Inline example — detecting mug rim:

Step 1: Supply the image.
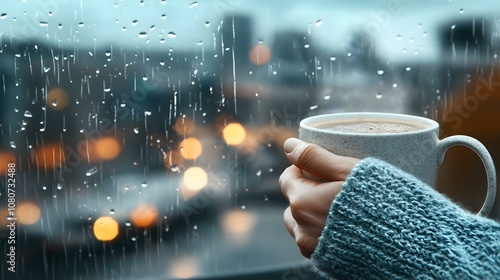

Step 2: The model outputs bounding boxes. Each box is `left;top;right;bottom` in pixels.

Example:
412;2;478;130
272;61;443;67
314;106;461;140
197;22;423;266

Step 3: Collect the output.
300;112;439;136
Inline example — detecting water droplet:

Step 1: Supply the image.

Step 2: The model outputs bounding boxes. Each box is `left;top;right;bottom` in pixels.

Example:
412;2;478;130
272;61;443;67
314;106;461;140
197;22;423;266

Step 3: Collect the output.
310;105;318;110
0;13;7;19
141;181;148;188
189;1;198;8
125;221;131;227
144;111;152;116
109;209;115;215
396;34;402;41
58;23;63;29
406;67;411;71
193;225;198;230
9;141;16;148
315;19;323;27
377;70;384;75
85;167;98;176
376;93;383;99
78;22;84;27
167;32;176;38
256;170;262;176
170;165;180;173
204;21;210;27
459;8;464;14
161;14;166;19
392;83;398;88
39;21;48;27
330;57;336;61
132;20;138;26
131;237;137;241
150;25;155;31
409;37;414;43
42;186;47;191
51;100;58;107
241;205;246;210
57;183;63;190
133;127;139;134
142;75;148;81
451;24;456;29
138;32;147;38
24;110;32;117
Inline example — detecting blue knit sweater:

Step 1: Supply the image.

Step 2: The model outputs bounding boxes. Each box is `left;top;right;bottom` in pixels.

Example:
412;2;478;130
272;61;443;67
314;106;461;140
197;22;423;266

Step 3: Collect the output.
312;158;500;279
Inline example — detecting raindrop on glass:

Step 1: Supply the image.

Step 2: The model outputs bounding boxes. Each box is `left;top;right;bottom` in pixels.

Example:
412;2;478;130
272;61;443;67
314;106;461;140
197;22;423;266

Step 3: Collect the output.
78;22;84;27
132;20;138;26
144;111;152;116
24;110;33;117
189;1;198;8
85;167;99;177
125;221;131;227
141;181;148;188
109;209;115;215
315;19;323;27
0;13;7;19
138;32;147;38
133;127;139;134
204;21;210;27
167;32;176;38
377;70;384;75
9;141;16;148
376;93;383;99
459;8;464;14
161;14;166;19
39;21;48;27
256;170;262;176
57;183;63;190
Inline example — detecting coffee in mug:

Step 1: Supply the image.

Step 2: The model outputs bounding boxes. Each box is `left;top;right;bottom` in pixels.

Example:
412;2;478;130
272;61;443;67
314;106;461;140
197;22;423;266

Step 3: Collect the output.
299;112;496;216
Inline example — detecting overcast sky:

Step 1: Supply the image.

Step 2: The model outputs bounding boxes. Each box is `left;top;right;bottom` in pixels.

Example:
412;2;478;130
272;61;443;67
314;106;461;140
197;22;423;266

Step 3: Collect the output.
1;0;499;62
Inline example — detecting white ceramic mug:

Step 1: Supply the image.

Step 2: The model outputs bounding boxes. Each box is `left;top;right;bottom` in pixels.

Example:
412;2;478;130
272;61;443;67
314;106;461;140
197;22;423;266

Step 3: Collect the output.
299;112;496;216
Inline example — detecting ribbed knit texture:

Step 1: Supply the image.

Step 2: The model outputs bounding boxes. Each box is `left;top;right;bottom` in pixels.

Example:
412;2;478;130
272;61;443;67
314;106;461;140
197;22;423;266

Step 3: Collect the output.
311;158;500;280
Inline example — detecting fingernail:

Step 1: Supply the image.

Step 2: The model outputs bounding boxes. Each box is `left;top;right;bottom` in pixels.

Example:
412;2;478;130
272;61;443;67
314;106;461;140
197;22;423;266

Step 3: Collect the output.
283;138;303;153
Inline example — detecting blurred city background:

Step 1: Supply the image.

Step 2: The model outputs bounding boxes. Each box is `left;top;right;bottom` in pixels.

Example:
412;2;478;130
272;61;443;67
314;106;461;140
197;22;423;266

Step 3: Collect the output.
0;0;500;279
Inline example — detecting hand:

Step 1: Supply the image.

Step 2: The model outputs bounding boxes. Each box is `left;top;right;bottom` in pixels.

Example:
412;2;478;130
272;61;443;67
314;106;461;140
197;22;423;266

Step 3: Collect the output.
279;138;359;258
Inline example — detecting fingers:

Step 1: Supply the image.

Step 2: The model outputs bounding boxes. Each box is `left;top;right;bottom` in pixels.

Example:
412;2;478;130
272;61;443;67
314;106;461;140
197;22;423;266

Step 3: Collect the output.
283;207;296;238
283;138;359;181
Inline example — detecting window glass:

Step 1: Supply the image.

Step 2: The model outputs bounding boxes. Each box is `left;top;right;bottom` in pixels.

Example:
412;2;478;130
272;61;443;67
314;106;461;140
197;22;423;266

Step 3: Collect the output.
0;1;499;279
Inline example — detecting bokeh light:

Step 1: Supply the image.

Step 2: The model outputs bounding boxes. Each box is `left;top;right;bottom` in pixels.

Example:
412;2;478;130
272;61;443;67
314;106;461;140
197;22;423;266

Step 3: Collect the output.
179;137;203;160
93;216;119;241
221;210;256;245
0;152;15;176
183;167;208;191
79;137;122;162
47;87;69;110
130;204;158;228
249;44;271;65
223;123;246;146
95;137;121;160
34;143;65;170
17;202;41;225
169;257;200;279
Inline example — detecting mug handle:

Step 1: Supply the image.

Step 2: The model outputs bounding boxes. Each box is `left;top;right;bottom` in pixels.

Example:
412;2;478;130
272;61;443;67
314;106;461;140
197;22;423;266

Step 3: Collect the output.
437;135;497;216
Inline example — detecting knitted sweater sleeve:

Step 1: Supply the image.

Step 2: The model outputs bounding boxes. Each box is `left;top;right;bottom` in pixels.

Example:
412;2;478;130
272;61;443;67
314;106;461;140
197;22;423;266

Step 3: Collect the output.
311;157;500;280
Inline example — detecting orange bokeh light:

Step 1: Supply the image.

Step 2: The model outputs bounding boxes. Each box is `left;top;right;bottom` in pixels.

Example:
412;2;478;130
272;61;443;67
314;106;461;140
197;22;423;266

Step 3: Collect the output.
17;202;41;225
223;123;246;146
0;152;15;176
249;44;271;65
79;137;121;162
93;216;119;241
47;87;69;110
130;204;158;228
95;138;121;160
34;143;65;170
179;138;202;160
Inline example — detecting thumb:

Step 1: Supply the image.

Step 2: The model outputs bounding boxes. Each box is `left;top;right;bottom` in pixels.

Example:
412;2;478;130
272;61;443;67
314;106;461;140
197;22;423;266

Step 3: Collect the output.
283;138;359;181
